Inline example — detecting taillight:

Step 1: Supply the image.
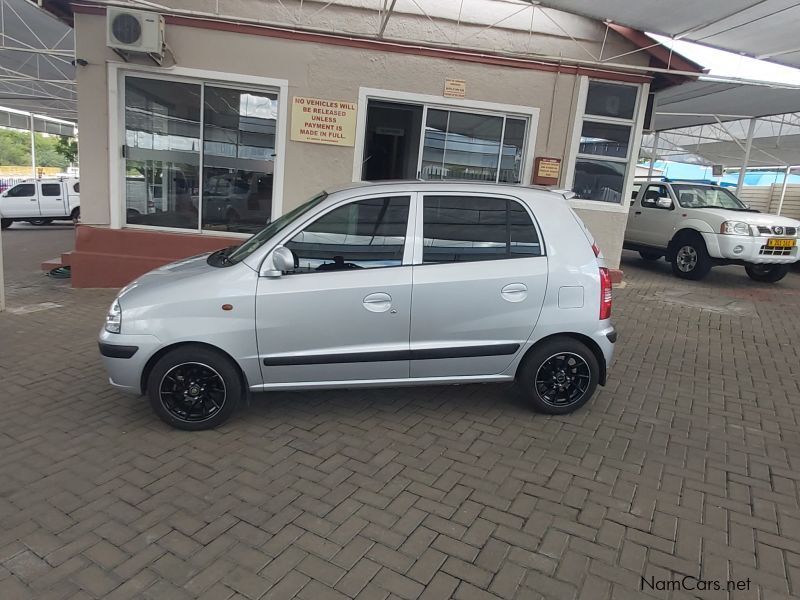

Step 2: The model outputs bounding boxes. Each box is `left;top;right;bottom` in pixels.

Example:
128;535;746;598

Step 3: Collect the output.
599;267;612;320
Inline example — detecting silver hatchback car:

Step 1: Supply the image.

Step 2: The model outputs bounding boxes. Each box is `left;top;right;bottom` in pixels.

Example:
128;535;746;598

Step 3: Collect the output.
99;181;616;430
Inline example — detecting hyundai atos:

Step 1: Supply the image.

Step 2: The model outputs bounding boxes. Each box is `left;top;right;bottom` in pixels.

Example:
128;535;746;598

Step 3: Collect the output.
99;182;616;430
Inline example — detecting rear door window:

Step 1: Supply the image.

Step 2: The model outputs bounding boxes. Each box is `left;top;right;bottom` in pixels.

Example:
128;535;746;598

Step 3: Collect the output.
421;195;542;264
41;183;61;196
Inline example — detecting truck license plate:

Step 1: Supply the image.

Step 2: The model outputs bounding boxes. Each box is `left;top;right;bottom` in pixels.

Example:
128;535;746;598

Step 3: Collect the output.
767;238;795;248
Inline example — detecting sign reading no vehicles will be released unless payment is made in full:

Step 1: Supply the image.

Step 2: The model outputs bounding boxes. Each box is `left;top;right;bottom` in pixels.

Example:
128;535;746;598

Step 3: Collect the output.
291;96;357;146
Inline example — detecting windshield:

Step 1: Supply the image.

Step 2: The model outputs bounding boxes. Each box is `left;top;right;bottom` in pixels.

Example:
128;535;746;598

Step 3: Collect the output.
672;184;747;210
226;192;328;264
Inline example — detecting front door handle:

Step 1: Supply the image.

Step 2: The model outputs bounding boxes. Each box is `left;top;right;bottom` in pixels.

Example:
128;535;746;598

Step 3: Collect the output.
363;292;392;313
634;210;642;215
501;283;528;303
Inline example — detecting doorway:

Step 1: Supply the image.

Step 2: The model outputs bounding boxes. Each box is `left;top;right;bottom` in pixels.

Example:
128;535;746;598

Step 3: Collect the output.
362;101;423;180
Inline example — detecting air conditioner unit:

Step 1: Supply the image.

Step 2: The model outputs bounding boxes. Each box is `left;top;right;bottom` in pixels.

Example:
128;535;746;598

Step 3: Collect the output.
107;7;164;56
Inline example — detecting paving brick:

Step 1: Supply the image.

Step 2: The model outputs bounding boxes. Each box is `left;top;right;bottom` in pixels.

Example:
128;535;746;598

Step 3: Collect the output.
2;237;799;600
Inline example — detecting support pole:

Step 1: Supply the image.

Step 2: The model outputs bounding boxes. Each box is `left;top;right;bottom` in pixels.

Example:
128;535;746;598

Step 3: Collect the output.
0;210;4;312
30;114;36;178
736;118;756;194
776;165;791;216
647;131;660;179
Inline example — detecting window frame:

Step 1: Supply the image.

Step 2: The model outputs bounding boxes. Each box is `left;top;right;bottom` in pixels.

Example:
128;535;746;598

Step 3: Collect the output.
353;88;539;186
413;191;545;266
564;77;649;213
109;63;289;237
273;191;418;275
6;183;35;197
40;183;62;197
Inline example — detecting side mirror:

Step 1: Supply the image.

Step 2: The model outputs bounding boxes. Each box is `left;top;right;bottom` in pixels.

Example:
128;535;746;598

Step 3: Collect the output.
262;245;294;277
656;197;673;210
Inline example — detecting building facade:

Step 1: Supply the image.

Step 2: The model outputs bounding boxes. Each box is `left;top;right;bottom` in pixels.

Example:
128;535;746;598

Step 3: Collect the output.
45;0;698;287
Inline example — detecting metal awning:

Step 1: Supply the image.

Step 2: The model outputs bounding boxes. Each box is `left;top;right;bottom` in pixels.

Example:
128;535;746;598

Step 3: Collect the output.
537;0;800;68
0;0;75;121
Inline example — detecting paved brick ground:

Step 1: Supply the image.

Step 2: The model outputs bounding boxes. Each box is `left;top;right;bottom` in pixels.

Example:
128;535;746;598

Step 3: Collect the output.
2;231;800;599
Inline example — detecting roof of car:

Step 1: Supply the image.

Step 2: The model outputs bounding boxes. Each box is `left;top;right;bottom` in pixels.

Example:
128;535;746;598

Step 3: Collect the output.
323;180;573;198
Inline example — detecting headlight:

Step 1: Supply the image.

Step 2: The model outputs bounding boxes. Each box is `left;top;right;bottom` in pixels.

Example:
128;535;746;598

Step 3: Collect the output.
720;221;752;236
105;299;121;334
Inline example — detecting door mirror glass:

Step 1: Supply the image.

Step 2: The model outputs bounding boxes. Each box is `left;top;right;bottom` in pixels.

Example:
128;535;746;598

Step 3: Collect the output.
656;197;673;209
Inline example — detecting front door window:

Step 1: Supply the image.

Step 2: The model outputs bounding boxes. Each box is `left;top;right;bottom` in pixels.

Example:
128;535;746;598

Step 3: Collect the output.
284;196;411;273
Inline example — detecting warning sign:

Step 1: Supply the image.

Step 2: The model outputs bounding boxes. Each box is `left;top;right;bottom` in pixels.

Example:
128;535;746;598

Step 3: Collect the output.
291;96;357;146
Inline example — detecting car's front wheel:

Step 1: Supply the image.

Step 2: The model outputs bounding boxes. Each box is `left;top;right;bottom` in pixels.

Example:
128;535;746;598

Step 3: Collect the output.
146;345;241;430
670;234;712;280
745;263;790;283
517;337;599;415
0;218;11;230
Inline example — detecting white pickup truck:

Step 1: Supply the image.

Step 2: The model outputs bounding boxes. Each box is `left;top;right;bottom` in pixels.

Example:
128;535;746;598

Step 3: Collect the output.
0;177;80;229
624;180;800;282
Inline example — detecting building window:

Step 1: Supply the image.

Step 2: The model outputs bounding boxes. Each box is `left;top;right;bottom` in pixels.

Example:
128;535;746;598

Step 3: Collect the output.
362;100;528;184
572;81;638;204
123;75;279;234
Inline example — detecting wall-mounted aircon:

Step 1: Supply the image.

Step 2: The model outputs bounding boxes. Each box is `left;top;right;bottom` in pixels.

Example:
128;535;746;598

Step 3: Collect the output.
107;7;164;56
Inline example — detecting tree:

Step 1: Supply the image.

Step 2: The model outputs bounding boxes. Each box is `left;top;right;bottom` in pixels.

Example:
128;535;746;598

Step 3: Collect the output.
0;127;73;168
55;135;78;165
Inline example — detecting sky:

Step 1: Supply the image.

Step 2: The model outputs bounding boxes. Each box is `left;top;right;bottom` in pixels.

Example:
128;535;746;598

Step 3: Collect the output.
648;33;800;86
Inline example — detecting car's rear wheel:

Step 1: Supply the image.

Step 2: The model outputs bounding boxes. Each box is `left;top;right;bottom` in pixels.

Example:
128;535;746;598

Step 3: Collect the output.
639;250;662;261
71;207;80;225
0;218;11;230
146;345;241;430
517;337;599;415
28;218;53;226
745;263;790;283
670;234;712;280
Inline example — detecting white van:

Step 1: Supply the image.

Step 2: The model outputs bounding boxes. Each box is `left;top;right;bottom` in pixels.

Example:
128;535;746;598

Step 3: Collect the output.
0;178;80;229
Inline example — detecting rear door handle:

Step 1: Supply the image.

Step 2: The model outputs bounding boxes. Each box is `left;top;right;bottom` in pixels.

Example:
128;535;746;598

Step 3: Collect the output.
634;211;642;215
363;292;392;313
501;283;528;303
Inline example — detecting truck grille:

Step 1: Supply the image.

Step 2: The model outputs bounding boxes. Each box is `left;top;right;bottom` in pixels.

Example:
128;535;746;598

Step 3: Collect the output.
757;225;797;236
759;245;793;256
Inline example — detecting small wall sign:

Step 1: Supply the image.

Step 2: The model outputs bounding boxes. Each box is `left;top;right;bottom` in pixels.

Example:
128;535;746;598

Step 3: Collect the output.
291;96;357;146
533;157;562;185
443;78;466;98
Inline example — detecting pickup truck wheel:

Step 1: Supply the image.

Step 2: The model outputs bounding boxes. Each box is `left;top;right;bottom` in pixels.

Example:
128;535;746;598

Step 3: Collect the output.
147;345;241;431
0;218;11;230
639;250;662;261
670;235;711;280
745;263;790;283
70;207;80;225
517;337;599;415
28;218;53;226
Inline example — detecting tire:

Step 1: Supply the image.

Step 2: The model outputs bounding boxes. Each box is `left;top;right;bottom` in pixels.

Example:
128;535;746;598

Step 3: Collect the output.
0;218;11;230
70;207;80;225
146;345;242;430
670;234;712;280
27;218;53;226
517;337;600;415
639;250;662;261
745;263;790;283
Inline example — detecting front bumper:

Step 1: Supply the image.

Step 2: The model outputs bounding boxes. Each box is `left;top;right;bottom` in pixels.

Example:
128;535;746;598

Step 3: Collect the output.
702;233;799;264
98;329;163;394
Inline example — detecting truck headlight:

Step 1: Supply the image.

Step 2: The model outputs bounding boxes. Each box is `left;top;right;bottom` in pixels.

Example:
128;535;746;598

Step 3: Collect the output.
720;221;752;236
105;299;122;334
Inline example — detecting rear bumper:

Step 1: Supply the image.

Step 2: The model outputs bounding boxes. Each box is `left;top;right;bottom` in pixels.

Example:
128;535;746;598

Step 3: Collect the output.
594;323;616;385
